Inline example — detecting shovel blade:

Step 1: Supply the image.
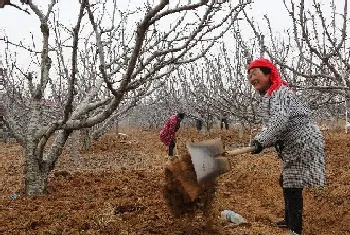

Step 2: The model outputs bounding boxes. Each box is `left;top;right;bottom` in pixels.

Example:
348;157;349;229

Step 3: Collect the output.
186;138;231;184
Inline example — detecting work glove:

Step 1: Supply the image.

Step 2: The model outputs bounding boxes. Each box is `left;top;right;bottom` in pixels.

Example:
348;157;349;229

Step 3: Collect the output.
250;140;262;154
275;140;284;153
275;140;284;158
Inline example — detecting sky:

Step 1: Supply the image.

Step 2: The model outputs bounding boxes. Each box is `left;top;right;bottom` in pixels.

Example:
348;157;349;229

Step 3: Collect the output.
0;0;343;76
0;0;291;51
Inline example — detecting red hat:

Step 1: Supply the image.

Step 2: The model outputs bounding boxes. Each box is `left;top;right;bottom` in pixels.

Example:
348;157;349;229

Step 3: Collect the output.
248;58;289;97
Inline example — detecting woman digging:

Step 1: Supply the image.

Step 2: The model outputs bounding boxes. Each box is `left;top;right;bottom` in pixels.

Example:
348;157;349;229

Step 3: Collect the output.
248;58;326;235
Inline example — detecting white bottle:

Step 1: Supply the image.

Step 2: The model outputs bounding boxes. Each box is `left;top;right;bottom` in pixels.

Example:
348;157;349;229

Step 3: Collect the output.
220;210;246;224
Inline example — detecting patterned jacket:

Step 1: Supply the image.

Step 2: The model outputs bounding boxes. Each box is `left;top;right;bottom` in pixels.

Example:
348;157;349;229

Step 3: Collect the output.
160;114;181;146
254;85;326;188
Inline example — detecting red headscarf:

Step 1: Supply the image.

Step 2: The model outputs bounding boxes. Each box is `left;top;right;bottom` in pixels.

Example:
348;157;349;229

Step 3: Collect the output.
248;58;289;97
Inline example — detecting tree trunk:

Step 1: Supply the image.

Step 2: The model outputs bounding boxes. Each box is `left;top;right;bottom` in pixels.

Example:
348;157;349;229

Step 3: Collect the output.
238;123;244;139
23;130;71;196
114;121;119;134
24;145;49;195
80;128;91;151
70;131;78;158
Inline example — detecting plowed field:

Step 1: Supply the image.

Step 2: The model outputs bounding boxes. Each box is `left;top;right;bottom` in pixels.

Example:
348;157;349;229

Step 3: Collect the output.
0;128;349;235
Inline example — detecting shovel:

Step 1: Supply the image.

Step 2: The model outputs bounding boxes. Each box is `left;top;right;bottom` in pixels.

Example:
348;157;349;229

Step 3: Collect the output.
186;138;255;184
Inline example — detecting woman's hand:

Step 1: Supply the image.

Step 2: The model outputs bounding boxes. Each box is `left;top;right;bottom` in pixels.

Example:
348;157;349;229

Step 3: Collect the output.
251;140;263;154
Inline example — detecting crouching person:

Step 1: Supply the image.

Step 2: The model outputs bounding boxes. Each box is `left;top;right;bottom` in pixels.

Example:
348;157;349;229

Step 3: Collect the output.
160;113;185;158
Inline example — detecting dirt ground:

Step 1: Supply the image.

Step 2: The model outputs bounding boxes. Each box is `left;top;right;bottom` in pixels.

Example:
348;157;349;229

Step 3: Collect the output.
0;127;349;235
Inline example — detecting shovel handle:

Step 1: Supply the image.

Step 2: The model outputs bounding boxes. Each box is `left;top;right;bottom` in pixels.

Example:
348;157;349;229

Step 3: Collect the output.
225;146;256;156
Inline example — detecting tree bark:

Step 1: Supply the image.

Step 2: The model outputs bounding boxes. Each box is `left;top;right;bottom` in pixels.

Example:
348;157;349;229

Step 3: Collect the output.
24;142;49;195
80;128;91;151
114;121;119;134
24;127;71;195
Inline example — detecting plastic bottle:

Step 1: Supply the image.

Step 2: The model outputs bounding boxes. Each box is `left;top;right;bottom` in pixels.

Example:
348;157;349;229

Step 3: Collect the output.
220;210;246;224
10;193;18;200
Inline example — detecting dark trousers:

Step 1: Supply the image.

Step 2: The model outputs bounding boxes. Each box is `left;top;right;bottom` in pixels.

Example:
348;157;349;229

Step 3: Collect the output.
283;187;303;234
168;140;175;156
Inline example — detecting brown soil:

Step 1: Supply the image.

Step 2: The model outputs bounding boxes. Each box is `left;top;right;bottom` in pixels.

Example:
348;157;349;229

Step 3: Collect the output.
0;128;349;235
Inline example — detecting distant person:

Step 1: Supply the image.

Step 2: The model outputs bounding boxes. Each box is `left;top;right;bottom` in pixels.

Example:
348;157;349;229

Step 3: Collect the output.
220;117;229;130
196;119;203;131
248;58;326;235
160;113;185;158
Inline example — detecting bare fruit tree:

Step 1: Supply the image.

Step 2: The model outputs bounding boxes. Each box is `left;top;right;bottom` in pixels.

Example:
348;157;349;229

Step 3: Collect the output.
0;0;252;195
0;0;30;14
127;34;262;132
171;39;261;131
